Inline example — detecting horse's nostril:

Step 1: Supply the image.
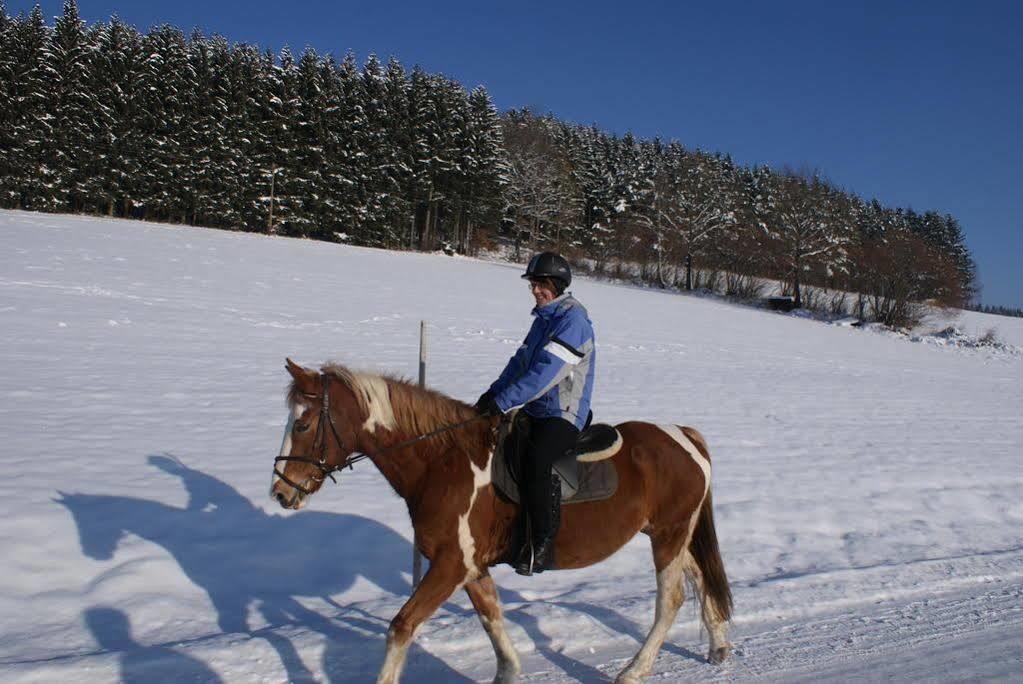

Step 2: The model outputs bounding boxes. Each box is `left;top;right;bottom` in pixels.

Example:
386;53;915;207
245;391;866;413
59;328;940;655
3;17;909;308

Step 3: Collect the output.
275;492;287;506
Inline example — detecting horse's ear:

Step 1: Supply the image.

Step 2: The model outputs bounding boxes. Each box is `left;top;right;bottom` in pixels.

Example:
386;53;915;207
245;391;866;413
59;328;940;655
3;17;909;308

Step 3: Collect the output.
285;358;318;394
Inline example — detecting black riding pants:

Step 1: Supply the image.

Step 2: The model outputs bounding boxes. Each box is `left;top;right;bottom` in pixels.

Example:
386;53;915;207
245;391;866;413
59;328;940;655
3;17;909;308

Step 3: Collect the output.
520;415;579;538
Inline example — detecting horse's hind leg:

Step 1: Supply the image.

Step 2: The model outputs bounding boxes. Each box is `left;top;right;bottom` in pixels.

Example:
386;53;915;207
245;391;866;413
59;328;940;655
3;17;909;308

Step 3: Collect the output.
465;574;521;683
615;529;688;684
682;549;732;663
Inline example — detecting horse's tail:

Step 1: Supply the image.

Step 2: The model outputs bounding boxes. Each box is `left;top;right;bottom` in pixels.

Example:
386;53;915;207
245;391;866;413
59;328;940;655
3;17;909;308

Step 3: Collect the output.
691;490;732;621
690;482;733;622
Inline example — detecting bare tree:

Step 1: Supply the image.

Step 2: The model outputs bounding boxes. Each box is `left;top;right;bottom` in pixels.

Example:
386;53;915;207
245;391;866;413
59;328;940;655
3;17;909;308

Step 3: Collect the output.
502;113;578;257
758;171;852;308
634;146;739;290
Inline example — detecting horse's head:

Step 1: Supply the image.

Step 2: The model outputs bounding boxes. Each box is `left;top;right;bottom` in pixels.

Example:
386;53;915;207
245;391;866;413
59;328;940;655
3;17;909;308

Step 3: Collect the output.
271;358;366;510
56;491;129;560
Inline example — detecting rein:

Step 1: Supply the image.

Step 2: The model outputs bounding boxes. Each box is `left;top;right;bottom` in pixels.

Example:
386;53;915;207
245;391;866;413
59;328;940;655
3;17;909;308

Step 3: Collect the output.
274;375;490;495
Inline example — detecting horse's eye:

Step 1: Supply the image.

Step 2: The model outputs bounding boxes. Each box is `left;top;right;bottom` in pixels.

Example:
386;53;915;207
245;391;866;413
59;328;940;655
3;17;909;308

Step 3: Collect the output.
294;422;309;433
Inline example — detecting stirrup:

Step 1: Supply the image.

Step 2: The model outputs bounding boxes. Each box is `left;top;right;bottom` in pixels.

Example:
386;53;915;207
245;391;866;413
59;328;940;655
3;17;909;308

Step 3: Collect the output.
531;536;555;574
514;540;535;576
516;534;555;576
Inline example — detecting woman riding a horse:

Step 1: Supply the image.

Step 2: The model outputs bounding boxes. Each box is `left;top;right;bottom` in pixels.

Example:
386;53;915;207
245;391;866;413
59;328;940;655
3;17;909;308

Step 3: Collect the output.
270;254;732;683
475;251;595;576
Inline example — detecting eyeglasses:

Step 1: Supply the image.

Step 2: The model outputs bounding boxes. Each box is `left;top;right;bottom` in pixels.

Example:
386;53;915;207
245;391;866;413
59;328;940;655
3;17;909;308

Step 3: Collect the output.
527;281;546;291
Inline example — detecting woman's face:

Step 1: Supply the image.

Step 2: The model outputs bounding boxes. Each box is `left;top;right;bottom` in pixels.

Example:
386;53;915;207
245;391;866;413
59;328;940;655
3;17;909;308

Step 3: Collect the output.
528;278;557;307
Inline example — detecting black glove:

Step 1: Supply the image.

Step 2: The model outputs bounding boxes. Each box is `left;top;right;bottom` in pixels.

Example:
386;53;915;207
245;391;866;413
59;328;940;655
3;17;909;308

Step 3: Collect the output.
474;390;502;416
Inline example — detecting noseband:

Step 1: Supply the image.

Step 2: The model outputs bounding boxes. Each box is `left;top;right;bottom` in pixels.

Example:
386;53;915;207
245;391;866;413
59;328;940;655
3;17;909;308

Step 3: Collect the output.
273;375;353;495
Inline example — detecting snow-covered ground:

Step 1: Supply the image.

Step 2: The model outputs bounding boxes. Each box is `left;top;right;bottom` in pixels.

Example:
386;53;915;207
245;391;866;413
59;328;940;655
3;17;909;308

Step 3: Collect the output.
1;209;1021;683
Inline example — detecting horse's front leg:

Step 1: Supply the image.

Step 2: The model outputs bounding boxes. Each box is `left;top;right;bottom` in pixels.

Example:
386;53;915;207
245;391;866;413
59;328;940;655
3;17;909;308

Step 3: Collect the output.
465;573;521;683
376;554;463;684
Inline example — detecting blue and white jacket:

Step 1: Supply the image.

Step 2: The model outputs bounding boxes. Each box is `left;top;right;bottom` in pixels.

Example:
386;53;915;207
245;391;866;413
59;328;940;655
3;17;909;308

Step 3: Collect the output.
490;293;596;430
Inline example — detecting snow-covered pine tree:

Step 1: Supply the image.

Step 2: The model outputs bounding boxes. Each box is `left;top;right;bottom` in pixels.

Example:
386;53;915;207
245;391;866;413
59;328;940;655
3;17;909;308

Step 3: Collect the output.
326;51;371;242
136;24;193;221
939;214;976;301
76;19;110;211
379;56;414;248
253;46;297;234
359;53;396;245
461;85;507;254
442;78;472;252
608;132;662;272
90;16;144;217
424;74;465;250
40;0;97;212
184;31;233;227
312;53;345;239
287;46;326;238
406;66;436;249
230;44;274;231
564;124;617;265
8;6;50;210
547;122;586;249
914;210;977;301
0;2;17;205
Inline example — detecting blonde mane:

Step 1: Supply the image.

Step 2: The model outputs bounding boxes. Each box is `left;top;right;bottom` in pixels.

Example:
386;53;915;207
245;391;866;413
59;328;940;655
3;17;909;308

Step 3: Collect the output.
290;363;491;454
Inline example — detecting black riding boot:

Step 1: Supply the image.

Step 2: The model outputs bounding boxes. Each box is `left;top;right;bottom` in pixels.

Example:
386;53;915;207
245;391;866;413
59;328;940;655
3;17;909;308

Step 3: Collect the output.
514;416;577;576
516;474;562;575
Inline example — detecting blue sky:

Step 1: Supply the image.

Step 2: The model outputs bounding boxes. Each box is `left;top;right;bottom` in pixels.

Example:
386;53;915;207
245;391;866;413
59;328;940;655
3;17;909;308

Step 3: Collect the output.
9;0;1022;307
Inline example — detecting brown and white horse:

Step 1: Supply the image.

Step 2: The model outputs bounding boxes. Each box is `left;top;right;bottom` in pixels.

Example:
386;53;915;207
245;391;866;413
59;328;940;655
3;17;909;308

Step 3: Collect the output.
271;359;732;684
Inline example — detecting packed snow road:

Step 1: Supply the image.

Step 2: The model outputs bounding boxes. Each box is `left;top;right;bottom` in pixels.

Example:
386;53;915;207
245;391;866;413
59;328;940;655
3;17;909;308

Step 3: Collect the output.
1;210;1021;682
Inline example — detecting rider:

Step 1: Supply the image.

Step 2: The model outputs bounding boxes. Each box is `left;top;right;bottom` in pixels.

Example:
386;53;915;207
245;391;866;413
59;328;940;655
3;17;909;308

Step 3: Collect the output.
475;252;596;575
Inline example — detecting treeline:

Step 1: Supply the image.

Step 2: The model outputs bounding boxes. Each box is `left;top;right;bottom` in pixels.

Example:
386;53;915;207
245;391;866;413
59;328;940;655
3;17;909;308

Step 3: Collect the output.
966;303;1023;319
0;1;505;251
499;111;975;326
1;2;978;326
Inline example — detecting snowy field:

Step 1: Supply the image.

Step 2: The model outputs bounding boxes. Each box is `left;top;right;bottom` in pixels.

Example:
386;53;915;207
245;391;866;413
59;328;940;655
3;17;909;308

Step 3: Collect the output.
1;209;1021;683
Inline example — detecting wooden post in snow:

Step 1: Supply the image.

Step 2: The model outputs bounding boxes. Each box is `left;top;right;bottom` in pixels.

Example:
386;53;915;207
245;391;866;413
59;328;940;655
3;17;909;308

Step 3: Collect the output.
412;321;426;589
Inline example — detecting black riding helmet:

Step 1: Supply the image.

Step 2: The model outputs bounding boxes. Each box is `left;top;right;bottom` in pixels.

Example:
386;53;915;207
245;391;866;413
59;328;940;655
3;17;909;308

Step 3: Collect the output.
522;252;571;291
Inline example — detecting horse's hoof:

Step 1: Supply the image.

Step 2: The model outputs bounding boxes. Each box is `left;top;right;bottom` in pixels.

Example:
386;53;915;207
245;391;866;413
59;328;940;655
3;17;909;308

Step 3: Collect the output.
614;670;642;684
493;666;520;684
707;644;732;664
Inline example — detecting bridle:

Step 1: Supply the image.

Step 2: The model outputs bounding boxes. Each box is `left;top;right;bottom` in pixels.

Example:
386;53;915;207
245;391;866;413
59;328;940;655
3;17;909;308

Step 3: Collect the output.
273;374;491;496
273;374;352;495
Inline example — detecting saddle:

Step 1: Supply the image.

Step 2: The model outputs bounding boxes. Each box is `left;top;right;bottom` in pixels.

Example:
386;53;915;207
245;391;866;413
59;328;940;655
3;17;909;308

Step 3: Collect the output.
491;411;621;505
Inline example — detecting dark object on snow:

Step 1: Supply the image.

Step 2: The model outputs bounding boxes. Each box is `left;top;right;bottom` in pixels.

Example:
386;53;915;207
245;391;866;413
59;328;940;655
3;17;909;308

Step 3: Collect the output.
766;296;796;312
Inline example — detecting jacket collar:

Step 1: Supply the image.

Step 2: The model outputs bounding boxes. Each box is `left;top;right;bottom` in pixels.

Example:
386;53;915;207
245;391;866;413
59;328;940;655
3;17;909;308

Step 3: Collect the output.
532;293;572;320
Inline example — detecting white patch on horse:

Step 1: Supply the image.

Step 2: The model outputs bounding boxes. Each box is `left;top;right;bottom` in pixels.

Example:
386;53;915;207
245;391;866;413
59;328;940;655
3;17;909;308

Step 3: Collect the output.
618;547;686;682
377;629;411;684
458;451;493;581
479;612;520;682
350;372;397;434
657;424;710;492
270;404;303;495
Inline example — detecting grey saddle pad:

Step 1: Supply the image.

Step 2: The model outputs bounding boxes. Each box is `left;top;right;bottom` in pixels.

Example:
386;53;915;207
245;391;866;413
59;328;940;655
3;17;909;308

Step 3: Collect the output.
491;413;619;505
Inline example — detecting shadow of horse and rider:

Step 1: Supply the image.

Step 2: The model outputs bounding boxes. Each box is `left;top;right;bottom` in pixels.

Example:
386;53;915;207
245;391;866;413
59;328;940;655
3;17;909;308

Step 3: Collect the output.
59;455;702;682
